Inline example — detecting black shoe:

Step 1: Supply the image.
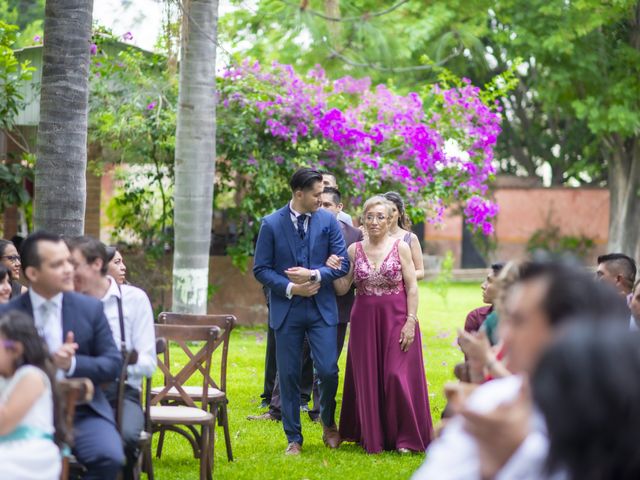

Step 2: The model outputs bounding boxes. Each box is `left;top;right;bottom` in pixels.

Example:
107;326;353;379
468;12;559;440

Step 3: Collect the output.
300;403;310;413
259;399;270;409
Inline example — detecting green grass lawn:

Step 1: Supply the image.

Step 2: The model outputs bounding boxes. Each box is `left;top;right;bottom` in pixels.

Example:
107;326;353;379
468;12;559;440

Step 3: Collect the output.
151;282;481;479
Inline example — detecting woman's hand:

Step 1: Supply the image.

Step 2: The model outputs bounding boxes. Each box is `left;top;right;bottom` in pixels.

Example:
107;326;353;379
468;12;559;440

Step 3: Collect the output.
457;329;491;363
399;318;416;352
325;254;343;270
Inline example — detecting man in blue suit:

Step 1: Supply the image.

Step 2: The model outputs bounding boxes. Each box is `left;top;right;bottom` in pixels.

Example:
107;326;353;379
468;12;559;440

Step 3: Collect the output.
0;231;124;479
253;167;349;455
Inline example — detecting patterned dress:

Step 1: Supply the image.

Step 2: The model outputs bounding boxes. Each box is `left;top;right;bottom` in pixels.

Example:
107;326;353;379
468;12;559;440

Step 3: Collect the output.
339;239;433;453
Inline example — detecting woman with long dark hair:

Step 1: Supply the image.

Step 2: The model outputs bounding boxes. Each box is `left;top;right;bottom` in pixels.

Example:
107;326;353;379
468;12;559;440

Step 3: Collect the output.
0;239;26;298
383;192;425;280
0;311;67;479
105;246;127;285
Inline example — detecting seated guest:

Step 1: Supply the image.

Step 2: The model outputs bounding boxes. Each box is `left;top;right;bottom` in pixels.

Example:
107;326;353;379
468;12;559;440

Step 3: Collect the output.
0;231;124;480
0;239;27;298
630;280;640;330
413;261;629;479
456;262;521;384
105;246;127;286
0;311;65;480
0;265;13;304
596;253;636;299
530;321;640;480
68;236;156;480
464;263;504;333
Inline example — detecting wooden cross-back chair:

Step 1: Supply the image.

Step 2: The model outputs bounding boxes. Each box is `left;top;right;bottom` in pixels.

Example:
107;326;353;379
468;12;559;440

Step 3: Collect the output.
150;324;221;480
155;312;236;462
58;378;94;480
138;337;167;480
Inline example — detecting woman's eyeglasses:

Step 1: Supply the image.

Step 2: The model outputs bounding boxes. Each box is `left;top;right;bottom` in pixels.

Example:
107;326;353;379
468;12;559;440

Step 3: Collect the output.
364;215;387;223
1;255;20;264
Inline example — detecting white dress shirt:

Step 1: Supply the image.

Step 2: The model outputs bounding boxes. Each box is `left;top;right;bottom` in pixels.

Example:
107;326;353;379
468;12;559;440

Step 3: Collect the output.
100;277;156;390
29;289;76;377
285;201;321;299
413;375;558;480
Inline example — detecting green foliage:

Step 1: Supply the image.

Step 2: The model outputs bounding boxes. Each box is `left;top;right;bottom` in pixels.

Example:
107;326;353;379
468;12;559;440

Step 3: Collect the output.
526;225;595;261
0;21;34;131
89;28;177;254
432;251;454;306
0;1;44;48
0;154;33;212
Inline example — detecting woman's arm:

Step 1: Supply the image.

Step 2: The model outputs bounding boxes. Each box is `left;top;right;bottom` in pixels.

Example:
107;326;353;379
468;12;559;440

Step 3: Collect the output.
399;241;419;352
333;243;356;296
409;232;425;280
0;370;46;435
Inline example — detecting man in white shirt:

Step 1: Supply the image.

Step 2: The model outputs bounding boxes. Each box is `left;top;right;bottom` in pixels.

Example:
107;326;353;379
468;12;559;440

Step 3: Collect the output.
67;236;156;480
414;262;630;480
0;231;124;480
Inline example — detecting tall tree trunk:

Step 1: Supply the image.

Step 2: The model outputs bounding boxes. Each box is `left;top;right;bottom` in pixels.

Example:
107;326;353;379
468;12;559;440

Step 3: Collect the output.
34;0;93;235
324;0;342;47
606;135;640;260
172;0;219;313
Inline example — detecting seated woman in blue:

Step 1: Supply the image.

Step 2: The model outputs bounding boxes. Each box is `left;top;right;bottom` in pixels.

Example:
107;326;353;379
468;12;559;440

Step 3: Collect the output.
0;311;64;480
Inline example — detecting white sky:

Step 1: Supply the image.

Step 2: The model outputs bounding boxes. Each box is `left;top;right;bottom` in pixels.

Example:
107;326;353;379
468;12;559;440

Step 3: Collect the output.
93;0;237;52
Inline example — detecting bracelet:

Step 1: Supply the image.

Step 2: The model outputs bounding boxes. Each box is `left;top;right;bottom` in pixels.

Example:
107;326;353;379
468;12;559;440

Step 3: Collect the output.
406;314;418;322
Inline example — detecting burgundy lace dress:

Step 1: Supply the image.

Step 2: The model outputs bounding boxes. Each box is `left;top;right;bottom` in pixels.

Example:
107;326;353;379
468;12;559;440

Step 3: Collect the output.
339;239;433;453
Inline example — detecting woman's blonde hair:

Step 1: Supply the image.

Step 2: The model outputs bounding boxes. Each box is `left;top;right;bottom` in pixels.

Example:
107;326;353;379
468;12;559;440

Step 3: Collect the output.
361;195;394;226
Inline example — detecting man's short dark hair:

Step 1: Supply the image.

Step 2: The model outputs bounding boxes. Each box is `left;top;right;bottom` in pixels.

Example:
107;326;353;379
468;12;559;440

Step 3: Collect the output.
20;231;63;272
491;262;505;275
597;253;637;288
516;261;629;327
289;168;323;192
322;187;341;205
66;236;109;276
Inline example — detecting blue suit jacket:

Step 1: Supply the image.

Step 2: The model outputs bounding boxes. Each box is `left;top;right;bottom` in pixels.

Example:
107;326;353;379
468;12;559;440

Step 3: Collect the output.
253;205;350;330
0;291;122;423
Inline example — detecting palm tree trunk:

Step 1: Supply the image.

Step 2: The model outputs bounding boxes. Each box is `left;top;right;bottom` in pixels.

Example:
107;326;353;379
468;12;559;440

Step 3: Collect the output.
34;0;93;235
606;135;640;260
172;0;219;313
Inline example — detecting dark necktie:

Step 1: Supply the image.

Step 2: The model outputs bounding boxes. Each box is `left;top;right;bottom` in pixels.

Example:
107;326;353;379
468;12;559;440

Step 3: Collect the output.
296;214;306;239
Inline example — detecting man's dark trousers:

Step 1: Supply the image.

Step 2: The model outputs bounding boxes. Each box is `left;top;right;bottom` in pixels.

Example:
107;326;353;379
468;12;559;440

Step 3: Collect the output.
275;297;338;444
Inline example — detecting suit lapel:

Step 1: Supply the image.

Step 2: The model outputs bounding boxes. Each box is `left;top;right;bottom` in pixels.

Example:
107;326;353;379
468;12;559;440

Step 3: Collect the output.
279;206;297;260
61;293;74;342
308;211;320;253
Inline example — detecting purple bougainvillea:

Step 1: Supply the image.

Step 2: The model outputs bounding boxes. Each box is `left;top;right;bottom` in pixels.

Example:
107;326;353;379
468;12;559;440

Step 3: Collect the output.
219;60;501;233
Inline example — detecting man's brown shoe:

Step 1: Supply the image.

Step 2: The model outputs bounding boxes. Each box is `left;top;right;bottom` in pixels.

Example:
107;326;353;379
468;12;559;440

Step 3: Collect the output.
247;412;279;421
285;442;302;455
322;424;342;449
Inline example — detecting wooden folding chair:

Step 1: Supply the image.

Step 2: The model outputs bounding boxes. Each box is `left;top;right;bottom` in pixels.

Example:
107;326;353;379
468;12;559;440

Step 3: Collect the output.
139;338;167;480
150;325;221;480
155;312;236;462
58;378;94;480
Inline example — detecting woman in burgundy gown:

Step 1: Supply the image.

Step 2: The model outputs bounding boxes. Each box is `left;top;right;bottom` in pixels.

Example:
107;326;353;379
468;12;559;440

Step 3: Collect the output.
333;195;433;454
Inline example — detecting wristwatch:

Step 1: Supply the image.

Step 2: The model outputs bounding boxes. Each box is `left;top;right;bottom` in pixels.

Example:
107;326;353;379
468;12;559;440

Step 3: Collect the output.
309;272;318;282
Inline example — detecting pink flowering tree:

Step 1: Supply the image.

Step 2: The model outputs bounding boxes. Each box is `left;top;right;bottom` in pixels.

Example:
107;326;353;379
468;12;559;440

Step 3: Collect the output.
217;60;513;268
